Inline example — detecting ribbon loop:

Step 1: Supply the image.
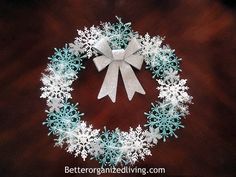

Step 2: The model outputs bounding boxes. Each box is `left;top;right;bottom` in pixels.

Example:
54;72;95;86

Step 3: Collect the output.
93;56;112;71
124;37;142;58
93;38;113;59
93;37;146;102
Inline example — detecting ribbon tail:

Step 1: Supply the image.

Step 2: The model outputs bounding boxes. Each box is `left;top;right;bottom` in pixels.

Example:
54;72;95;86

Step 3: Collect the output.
119;62;146;100
98;62;119;103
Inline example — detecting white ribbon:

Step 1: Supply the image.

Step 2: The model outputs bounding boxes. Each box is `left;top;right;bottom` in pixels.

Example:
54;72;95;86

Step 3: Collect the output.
93;37;146;102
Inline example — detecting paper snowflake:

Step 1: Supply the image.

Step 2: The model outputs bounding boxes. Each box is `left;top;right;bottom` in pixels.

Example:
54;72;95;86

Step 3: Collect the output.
43;102;82;136
69;39;83;56
95;128;124;167
146;45;181;78
40;70;73;101
88;139;104;158
143;127;162;145
157;70;192;106
46;98;63;112
66;121;100;161
101;16;136;49
48;44;84;79
70;26;102;58
121;125;154;165
139;33;164;61
145;103;183;141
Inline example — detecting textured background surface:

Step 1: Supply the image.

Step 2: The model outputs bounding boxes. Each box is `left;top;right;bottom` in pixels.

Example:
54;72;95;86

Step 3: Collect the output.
0;0;236;176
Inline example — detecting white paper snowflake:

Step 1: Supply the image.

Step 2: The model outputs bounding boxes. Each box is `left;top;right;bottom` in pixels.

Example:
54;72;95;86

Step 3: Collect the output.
139;33;164;64
40;70;73;101
143;127;162;145
69;39;83;56
69;26;102;58
157;69;192;106
162;68;179;82
65;121;100;161
46;98;63;112
88;139;104;158
121;125;155;165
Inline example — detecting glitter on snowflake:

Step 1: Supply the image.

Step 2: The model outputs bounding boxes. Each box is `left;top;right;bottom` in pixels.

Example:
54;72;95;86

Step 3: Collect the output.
70;26;102;58
95;128;124;167
139;33;164;62
46;98;63;112
69;39;83;56
145;103;183;141
121;125;153;165
162;68;179;83
65;121;100;161
88;139;104;158
43;102;83;136
101;16;137;49
48;44;84;79
157;69;192;106
143;127;162;145
40;70;73;101
146;45;181;78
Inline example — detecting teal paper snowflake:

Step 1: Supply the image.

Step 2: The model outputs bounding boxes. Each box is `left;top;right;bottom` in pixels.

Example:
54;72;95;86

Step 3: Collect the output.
146;45;181;78
145;103;183;141
43;102;83;135
48;44;84;79
96;128;124;167
101;16;136;49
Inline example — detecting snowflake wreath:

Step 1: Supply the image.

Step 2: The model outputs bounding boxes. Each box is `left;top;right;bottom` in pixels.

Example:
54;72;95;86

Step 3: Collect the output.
40;17;192;166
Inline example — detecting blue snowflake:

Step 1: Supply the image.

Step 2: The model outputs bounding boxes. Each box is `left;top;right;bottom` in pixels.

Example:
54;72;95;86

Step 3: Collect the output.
43;102;83;136
96;128;123;167
146;45;180;78
145;103;183;142
48;44;84;79
101;16;136;49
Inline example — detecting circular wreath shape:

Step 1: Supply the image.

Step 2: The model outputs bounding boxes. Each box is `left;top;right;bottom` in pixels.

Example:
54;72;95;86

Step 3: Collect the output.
40;17;192;167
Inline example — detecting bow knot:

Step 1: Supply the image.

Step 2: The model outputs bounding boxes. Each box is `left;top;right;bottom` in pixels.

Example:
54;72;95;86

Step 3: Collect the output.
93;38;145;102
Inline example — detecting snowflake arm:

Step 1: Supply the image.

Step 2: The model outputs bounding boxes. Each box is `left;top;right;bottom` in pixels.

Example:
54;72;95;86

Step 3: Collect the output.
46;98;63;112
143;127;162;145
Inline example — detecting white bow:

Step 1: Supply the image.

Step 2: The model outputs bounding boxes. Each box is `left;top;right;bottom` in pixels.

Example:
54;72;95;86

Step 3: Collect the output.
93;37;146;102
